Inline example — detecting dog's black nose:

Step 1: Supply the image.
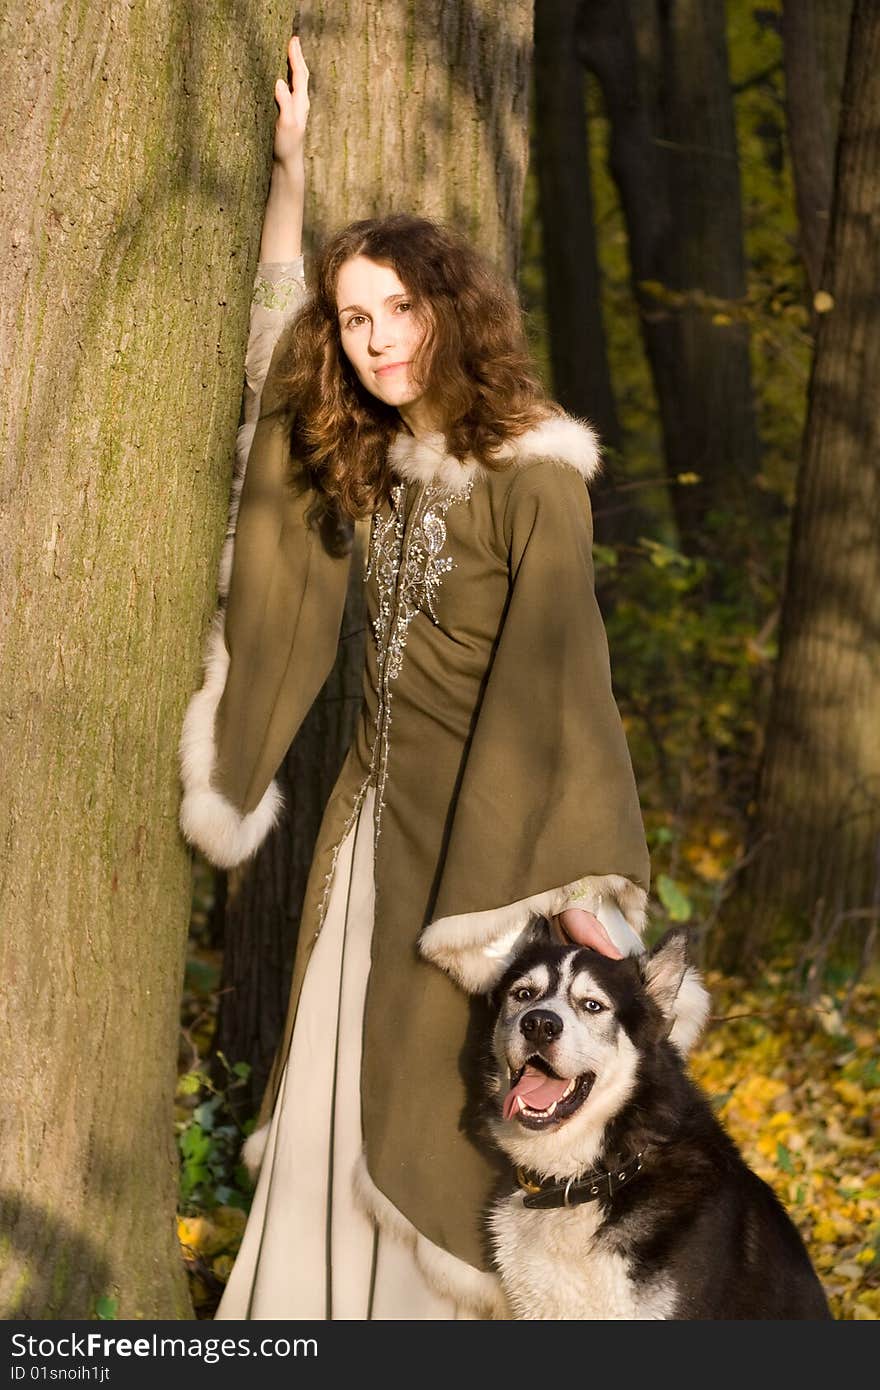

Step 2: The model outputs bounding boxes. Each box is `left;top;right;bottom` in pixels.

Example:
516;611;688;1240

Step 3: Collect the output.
520;1009;563;1044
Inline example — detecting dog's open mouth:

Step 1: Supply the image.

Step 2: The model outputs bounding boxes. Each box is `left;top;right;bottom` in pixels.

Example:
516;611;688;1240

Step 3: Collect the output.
502;1055;595;1128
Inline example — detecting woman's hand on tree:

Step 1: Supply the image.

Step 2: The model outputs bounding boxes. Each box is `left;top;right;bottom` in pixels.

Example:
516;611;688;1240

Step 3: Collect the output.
550;907;623;959
259;36;308;261
273;35;310;167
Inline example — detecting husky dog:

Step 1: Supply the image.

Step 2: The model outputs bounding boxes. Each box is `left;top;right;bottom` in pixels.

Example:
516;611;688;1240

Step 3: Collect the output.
486;930;831;1320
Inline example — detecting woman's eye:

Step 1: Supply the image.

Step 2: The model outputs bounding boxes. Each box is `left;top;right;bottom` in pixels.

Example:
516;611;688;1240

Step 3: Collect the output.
583;999;604;1013
345;314;366;329
395;301;412;313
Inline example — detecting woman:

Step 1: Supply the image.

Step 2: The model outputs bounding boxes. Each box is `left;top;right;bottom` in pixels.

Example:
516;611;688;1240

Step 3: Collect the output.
179;37;650;1320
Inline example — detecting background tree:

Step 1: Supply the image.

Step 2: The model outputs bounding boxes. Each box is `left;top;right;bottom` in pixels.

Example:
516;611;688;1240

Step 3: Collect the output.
532;0;636;549
718;0;880;967
212;0;534;1117
579;0;761;576
781;0;853;296
0;0;299;1320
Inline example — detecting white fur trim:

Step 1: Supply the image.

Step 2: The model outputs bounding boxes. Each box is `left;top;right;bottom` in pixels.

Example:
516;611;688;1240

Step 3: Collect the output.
387;431;480;491
420;875;648;993
667;965;711;1055
351;1153;510;1318
387;413;602;490
241;1120;270;1180
179;614;283;869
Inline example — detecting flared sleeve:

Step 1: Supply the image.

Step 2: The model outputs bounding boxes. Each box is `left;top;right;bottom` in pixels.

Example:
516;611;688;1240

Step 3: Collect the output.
178;260;352;869
419;460;651;991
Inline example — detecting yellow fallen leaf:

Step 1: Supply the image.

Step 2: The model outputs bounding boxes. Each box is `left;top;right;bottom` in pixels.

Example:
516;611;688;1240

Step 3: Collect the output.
832;1262;864;1281
812;1218;842;1244
177;1208;246;1259
686;847;726;882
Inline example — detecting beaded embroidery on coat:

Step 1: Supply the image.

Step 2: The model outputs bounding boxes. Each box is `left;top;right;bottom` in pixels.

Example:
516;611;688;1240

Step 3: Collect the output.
364;471;476;846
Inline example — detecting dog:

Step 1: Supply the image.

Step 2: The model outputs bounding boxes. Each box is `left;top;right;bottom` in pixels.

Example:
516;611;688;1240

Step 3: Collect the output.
484;929;831;1320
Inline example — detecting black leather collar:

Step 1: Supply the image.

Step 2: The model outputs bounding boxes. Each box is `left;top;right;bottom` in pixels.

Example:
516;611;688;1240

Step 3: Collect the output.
516;1151;644;1210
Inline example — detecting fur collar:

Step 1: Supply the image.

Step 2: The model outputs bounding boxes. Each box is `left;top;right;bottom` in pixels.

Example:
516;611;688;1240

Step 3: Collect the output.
387;413;601;492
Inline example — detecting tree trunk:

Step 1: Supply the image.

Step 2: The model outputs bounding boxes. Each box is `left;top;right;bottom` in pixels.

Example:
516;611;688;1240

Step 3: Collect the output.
579;0;761;571
0;0;295;1320
213;1;534;1117
717;0;880;968
533;0;632;548
781;0;852;295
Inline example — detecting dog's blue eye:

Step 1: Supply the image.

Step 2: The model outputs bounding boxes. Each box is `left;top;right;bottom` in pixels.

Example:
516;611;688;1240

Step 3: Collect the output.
583;999;604;1013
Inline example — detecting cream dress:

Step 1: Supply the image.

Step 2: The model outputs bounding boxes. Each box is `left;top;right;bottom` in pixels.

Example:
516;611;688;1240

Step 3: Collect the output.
216;788;481;1318
212;263;645;1320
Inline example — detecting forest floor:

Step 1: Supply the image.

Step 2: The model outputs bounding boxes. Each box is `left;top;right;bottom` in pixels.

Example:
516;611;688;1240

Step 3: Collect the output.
176;944;879;1321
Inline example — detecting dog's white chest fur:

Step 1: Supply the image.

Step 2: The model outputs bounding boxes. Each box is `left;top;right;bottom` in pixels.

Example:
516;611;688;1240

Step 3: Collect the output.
490;1195;677;1320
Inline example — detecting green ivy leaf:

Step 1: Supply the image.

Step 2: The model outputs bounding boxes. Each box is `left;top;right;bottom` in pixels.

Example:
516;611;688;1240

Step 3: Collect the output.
776;1142;795;1175
95;1295;118;1320
180;1127;212;1161
656;874;692;922
193;1099;220;1130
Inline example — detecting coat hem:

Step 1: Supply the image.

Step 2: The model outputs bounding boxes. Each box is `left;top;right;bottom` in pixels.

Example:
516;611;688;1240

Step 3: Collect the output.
239;1126;509;1318
351;1154;510;1318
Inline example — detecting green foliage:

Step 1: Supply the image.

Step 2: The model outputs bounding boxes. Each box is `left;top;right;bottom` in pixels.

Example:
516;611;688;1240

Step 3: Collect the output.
593;528;772;934
94;1295;118;1320
176;1055;255;1215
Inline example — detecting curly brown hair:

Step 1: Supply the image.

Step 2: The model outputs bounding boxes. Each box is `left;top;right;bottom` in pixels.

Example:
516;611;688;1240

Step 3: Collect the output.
276;213;557;534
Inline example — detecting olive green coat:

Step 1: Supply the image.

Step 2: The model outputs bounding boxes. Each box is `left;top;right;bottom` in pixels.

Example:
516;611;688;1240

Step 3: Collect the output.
180;273;650;1276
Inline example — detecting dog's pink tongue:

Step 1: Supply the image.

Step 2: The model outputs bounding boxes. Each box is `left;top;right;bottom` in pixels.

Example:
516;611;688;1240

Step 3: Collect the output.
503;1065;569;1120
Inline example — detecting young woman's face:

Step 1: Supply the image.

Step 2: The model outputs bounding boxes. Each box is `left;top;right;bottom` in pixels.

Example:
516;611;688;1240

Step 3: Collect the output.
335;256;430;412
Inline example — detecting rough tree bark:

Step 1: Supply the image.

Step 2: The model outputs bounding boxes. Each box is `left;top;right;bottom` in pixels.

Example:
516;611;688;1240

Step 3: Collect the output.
718;0;880;967
578;0;761;569
0;0;295;1319
212;1;534;1117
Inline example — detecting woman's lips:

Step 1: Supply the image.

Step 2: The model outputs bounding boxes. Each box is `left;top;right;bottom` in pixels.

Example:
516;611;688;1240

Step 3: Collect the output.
374;361;409;376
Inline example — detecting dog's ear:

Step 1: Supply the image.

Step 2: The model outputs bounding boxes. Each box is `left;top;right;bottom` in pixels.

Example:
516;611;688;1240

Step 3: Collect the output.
642;929;710;1055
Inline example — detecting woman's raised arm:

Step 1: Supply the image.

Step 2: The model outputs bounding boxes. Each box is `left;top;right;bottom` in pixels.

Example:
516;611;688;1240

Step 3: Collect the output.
219;37;312;597
259;35;309;263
